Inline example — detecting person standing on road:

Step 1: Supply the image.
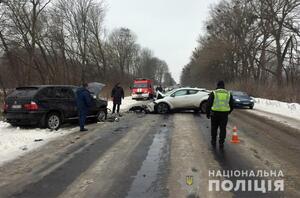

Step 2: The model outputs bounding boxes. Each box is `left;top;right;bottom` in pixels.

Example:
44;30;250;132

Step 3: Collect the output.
156;85;164;93
156;84;164;99
111;82;124;116
76;83;92;132
206;80;234;149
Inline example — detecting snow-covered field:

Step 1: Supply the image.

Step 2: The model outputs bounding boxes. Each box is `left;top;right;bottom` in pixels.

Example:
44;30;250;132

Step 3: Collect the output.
0;122;77;166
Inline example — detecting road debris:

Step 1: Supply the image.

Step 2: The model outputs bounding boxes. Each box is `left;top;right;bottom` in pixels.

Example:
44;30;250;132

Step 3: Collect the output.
34;139;43;142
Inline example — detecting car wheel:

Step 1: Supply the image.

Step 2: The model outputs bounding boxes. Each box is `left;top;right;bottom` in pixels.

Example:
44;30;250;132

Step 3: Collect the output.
156;103;170;114
46;112;61;130
200;101;208;113
249;105;254;109
97;110;106;122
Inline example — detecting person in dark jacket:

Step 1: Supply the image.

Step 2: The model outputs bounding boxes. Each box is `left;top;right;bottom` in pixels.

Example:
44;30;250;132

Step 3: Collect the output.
111;82;124;115
156;85;164;93
206;80;234;149
76;83;92;132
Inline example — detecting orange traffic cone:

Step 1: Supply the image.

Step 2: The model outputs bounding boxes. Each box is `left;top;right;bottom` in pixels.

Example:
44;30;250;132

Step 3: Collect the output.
231;126;240;143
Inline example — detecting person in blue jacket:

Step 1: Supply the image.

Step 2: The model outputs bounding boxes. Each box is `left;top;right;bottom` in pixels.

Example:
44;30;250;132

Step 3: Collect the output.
76;83;92;131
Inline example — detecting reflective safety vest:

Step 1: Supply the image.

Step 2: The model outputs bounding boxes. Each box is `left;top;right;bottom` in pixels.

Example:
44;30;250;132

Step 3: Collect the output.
211;89;231;112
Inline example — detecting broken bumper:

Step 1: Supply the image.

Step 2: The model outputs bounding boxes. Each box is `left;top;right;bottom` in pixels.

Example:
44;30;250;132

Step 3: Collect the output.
146;102;156;113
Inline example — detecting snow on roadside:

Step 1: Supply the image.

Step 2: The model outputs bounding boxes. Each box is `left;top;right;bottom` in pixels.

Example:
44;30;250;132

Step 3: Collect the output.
251;98;300;130
107;96;143;113
254;98;300;120
0;122;77;166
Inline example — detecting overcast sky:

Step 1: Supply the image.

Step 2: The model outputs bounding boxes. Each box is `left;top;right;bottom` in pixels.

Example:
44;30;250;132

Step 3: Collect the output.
105;0;221;83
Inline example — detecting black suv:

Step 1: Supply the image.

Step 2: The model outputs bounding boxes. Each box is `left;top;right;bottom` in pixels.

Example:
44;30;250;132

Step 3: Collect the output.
3;85;107;130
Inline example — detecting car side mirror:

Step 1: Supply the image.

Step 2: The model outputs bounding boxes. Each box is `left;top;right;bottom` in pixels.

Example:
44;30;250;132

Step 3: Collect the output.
171;94;175;97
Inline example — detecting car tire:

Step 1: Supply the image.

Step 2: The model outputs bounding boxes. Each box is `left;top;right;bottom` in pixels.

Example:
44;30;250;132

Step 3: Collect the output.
46;112;61;130
200;101;208;113
156;103;170;114
249;105;254;109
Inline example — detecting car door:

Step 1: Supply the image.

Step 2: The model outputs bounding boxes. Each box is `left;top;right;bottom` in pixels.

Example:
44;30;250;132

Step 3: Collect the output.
36;87;56;110
168;89;190;109
184;89;200;108
54;87;77;119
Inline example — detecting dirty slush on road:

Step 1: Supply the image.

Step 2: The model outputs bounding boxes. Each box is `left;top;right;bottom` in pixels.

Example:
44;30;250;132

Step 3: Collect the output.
0;113;171;198
0;110;300;198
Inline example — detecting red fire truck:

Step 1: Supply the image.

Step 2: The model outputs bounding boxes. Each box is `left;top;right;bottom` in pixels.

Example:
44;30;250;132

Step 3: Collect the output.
131;79;155;100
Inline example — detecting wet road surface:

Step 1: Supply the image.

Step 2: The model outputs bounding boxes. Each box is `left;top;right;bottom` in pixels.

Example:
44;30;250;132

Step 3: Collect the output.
0;109;299;198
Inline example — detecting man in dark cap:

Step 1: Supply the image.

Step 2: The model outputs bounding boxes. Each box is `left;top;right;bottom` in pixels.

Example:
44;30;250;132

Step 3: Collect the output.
206;80;234;149
76;83;92;131
111;82;124;116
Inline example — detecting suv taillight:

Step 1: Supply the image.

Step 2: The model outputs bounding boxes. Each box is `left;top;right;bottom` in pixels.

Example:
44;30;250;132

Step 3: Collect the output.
24;101;39;111
3;103;8;112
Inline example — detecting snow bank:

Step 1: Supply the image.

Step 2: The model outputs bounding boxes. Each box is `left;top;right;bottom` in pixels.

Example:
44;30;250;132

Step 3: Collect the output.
0;122;76;166
254;98;300;120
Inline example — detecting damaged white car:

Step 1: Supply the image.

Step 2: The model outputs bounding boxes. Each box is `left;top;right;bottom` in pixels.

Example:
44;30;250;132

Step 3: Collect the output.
147;87;210;114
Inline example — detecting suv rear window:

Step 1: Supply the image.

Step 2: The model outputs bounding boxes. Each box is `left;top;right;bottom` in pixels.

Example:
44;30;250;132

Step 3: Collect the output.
8;87;39;98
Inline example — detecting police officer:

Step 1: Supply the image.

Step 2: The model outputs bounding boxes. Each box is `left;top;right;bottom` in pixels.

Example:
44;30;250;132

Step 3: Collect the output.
206;80;234;149
76;83;92;132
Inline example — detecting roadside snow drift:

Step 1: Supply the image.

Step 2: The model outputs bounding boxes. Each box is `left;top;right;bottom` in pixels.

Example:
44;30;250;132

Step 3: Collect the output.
0;122;76;166
254;98;300;120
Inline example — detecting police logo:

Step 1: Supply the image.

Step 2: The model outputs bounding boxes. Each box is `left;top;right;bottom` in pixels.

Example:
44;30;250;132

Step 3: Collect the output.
186;175;193;186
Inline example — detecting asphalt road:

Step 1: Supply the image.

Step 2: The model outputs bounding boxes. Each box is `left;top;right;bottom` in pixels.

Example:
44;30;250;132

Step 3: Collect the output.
0;108;299;198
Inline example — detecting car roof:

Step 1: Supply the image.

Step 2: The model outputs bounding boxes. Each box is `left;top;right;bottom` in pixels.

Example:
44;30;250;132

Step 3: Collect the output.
175;87;207;91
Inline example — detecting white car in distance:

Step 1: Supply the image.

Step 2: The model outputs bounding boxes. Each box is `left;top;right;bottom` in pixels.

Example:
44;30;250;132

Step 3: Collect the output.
148;87;210;114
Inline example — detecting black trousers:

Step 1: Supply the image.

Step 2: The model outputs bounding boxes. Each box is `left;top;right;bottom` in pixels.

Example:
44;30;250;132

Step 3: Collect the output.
112;103;120;113
211;113;228;144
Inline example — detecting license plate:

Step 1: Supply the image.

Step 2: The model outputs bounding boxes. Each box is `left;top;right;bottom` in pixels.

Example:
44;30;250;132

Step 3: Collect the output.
12;105;22;109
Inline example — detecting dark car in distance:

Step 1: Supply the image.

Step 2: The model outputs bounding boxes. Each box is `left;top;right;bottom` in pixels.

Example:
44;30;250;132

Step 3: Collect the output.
3;85;107;130
231;91;254;109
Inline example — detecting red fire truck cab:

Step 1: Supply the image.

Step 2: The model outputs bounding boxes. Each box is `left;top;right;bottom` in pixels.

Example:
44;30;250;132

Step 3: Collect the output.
131;79;155;100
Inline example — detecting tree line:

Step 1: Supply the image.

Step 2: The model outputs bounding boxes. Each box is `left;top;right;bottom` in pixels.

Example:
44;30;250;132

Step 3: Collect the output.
0;0;175;97
181;0;300;101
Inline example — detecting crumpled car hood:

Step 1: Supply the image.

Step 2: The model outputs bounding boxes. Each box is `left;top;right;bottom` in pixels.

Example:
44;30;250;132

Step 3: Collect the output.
88;82;105;96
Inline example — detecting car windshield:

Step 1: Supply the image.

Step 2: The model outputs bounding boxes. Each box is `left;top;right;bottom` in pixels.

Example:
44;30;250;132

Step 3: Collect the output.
164;88;179;96
134;83;148;88
8;87;39;98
